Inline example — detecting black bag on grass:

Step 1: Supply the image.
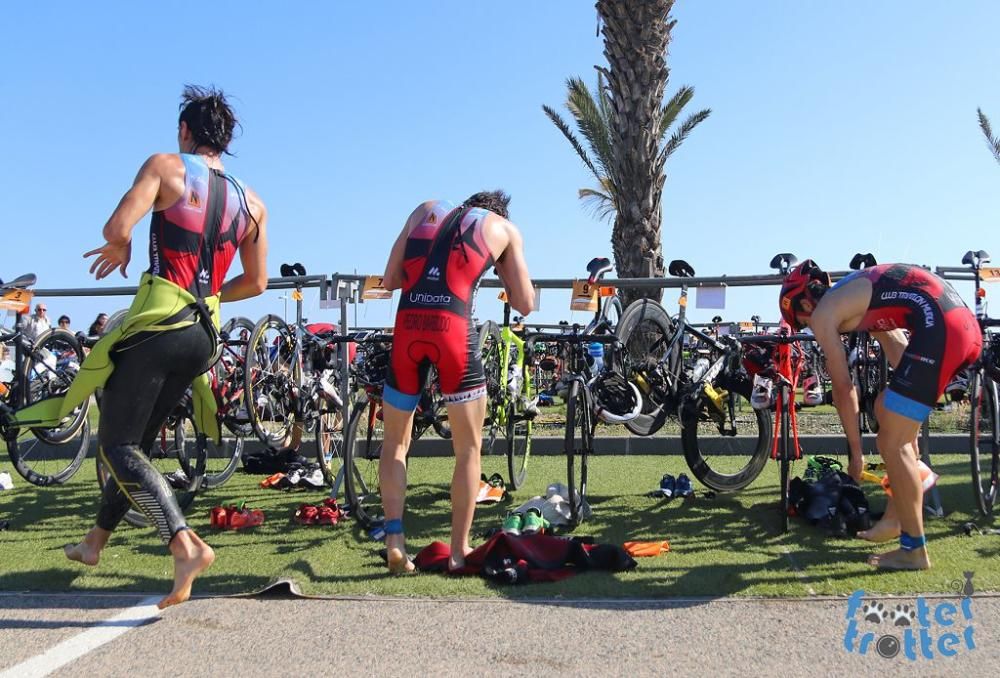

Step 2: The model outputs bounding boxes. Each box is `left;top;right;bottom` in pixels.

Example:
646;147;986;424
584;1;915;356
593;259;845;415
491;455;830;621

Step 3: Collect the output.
241;446;310;475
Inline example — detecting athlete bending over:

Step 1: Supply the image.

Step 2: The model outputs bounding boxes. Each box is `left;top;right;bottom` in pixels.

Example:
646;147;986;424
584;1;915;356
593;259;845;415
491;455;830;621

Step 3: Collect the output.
379;191;533;573
64;86;269;606
779;261;979;570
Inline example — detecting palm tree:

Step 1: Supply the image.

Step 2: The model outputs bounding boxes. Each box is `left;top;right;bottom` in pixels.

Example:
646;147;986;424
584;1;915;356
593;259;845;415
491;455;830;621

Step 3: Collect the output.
544;0;709;304
979;108;1000;165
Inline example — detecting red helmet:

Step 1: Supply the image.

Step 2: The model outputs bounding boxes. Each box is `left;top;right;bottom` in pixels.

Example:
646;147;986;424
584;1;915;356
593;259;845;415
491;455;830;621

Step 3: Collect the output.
778;260;831;329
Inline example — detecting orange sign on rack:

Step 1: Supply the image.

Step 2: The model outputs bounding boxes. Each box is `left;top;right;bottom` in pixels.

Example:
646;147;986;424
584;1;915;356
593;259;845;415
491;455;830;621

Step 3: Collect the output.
599;286;616;298
0;288;33;314
980;267;1000;282
738;321;755;332
291;289;303;302
570;280;599;312
361;275;392;300
497;291;509;302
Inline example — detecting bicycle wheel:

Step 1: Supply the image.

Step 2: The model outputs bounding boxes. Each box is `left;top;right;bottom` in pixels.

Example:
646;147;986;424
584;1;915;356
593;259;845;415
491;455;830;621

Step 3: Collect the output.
506;371;533;490
681;376;771;492
174;406;243;490
244;315;297;445
565;379;590;526
343;392;385;528
779;399;791;532
970;369;1000;515
314;397;346;488
217;316;255;438
478;320;503;456
8;329;91;485
95;415;203;529
615;299;674;436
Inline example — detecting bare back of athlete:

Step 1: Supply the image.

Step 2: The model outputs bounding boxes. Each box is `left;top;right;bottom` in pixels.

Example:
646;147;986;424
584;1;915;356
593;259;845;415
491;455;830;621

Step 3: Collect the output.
379;193;533;573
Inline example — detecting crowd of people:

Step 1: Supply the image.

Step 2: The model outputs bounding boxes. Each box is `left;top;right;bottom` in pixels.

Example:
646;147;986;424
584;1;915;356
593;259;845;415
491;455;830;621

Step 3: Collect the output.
17;303;111;342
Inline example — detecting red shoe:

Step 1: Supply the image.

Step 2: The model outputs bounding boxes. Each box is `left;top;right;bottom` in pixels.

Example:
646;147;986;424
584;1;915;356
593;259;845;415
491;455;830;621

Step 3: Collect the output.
316;506;339;525
295;504;319;525
210;506;230;528
229;509;265;530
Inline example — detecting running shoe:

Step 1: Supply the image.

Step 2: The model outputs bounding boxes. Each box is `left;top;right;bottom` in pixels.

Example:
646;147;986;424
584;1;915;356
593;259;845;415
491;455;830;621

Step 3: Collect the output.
751;375;773;410
676;473;694;498
502;511;524;536
658;474;676;498
521;507;549;535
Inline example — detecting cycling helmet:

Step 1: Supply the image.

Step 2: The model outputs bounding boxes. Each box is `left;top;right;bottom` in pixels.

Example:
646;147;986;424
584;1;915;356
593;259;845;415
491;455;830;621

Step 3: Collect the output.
779;260;831;329
590;372;643;424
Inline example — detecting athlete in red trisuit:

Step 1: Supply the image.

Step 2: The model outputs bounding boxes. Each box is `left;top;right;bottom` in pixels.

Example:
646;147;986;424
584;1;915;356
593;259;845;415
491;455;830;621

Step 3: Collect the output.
380;191;534;573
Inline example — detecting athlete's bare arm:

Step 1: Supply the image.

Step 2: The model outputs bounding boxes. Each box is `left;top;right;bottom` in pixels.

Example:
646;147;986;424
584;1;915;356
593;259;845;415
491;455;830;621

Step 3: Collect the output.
382;202;433;291
220;189;269;302
85;154;185;280
489;217;534;316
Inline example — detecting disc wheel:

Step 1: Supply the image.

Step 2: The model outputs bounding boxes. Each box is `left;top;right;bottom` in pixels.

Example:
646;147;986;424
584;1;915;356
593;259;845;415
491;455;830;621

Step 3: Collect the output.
615;299;675;436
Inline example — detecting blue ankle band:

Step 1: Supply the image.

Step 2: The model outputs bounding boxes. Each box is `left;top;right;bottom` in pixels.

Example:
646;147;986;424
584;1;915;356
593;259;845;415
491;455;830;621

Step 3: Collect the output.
900;532;926;551
384;519;404;535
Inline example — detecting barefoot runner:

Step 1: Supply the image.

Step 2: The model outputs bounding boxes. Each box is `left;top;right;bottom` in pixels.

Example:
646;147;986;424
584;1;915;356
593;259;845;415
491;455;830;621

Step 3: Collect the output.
47;86;267;606
779;261;980;570
379;191;533;573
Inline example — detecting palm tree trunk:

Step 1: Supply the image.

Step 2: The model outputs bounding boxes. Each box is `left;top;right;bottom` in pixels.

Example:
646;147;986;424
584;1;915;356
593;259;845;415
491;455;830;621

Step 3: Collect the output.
599;0;674;305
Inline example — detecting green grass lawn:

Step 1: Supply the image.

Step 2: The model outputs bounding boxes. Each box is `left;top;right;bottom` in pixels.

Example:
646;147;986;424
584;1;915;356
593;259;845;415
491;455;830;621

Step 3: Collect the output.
1;453;998;599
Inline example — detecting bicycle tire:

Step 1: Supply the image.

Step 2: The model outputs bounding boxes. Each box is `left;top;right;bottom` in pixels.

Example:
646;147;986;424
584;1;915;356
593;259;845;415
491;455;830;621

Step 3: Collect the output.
343;392;385;528
218;316;255;438
314;396;346;488
175;408;243;490
615;299;674;436
565;379;589;526
680;377;771;492
477;320;503;456
970;369;1000;515
8;329;91;485
244;314;297;446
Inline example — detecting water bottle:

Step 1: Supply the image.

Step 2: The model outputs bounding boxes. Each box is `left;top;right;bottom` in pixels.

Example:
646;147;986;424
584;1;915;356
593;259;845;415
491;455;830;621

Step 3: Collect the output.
508;345;522;396
691;357;710;383
588;342;605;373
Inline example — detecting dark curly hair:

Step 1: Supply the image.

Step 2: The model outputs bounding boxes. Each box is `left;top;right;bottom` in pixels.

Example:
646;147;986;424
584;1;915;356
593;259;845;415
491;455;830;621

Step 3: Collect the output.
178;85;240;155
463;190;510;219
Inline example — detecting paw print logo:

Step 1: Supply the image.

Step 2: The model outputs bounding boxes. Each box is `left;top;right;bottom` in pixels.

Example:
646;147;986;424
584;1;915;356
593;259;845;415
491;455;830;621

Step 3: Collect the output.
891;604;915;627
863;601;888;623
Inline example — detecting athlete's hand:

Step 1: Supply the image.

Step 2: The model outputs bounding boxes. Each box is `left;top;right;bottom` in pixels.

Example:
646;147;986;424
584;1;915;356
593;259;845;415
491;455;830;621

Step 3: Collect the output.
84;241;132;280
848;453;865;483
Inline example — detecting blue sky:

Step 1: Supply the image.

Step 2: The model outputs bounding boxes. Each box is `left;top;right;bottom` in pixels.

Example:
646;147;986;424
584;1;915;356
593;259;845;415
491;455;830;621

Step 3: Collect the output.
2;1;998;331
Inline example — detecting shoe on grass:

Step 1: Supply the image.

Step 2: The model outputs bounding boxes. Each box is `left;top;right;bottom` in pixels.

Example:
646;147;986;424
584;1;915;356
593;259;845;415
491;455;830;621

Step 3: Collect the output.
658;474;675;498
676;473;694;498
521;507;549;535
502;511;524;536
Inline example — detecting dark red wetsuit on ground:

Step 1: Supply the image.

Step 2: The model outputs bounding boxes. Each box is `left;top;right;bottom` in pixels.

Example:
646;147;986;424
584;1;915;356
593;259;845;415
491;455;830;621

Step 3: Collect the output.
831;263;980;420
148;154;252;297
384;202;494;410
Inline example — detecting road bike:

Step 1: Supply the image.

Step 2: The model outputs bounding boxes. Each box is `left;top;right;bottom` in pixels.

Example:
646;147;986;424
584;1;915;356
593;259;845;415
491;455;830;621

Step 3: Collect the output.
845;252;888;433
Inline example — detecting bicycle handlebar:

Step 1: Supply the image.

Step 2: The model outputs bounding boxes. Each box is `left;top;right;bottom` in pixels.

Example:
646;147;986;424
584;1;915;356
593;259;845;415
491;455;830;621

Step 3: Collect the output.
736;333;815;345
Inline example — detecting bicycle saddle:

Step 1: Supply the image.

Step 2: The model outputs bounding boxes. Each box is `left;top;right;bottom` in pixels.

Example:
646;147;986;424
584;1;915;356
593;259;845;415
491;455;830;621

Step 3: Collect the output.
0;273;37;290
279;262;307;277
667;259;695;278
962;250;991;267
712;315;723;324
586;257;614;284
849;253;877;270
769;253;797;273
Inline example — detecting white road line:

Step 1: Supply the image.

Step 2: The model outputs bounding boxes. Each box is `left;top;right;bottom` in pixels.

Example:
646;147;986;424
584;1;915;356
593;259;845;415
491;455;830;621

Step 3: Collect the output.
0;596;161;678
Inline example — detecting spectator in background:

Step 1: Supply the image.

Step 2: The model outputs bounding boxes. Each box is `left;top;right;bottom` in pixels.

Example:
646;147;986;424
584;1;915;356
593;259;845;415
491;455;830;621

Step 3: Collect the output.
22;304;51;341
58;315;72;331
88;313;109;337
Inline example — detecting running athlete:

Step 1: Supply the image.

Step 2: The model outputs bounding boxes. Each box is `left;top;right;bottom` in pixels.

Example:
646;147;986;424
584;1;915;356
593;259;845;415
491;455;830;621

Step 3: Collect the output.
779;261;980;570
380;191;533;573
62;86;268;607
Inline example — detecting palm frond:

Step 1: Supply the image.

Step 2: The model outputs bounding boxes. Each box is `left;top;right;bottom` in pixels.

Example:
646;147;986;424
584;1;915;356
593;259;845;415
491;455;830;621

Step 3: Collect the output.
578;184;617;223
658;86;695;143
595;69;612;130
565;77;616;183
658;108;711;168
979;108;1000;165
543;104;602;181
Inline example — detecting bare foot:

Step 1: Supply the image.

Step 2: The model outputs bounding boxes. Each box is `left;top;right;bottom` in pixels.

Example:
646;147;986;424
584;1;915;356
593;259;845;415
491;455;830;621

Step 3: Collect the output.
448;546;474;572
387;547;415;575
867;547;931;571
159;532;215;609
64;542;100;566
858;517;901;543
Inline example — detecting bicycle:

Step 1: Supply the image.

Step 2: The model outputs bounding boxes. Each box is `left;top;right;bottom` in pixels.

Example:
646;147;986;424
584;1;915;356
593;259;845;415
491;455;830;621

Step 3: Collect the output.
1;273;91;486
616;259;772;491
960;249;1000;515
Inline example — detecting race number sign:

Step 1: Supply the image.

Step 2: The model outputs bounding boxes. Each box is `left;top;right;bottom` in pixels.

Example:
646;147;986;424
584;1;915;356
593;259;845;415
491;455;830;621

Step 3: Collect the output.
0;288;33;314
570;280;598;312
738;321;755;332
980;267;1000;282
361;275;392;300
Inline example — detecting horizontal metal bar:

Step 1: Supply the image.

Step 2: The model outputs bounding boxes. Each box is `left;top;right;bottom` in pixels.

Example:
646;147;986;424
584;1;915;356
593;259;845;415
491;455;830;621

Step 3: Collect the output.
32;275;327;298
